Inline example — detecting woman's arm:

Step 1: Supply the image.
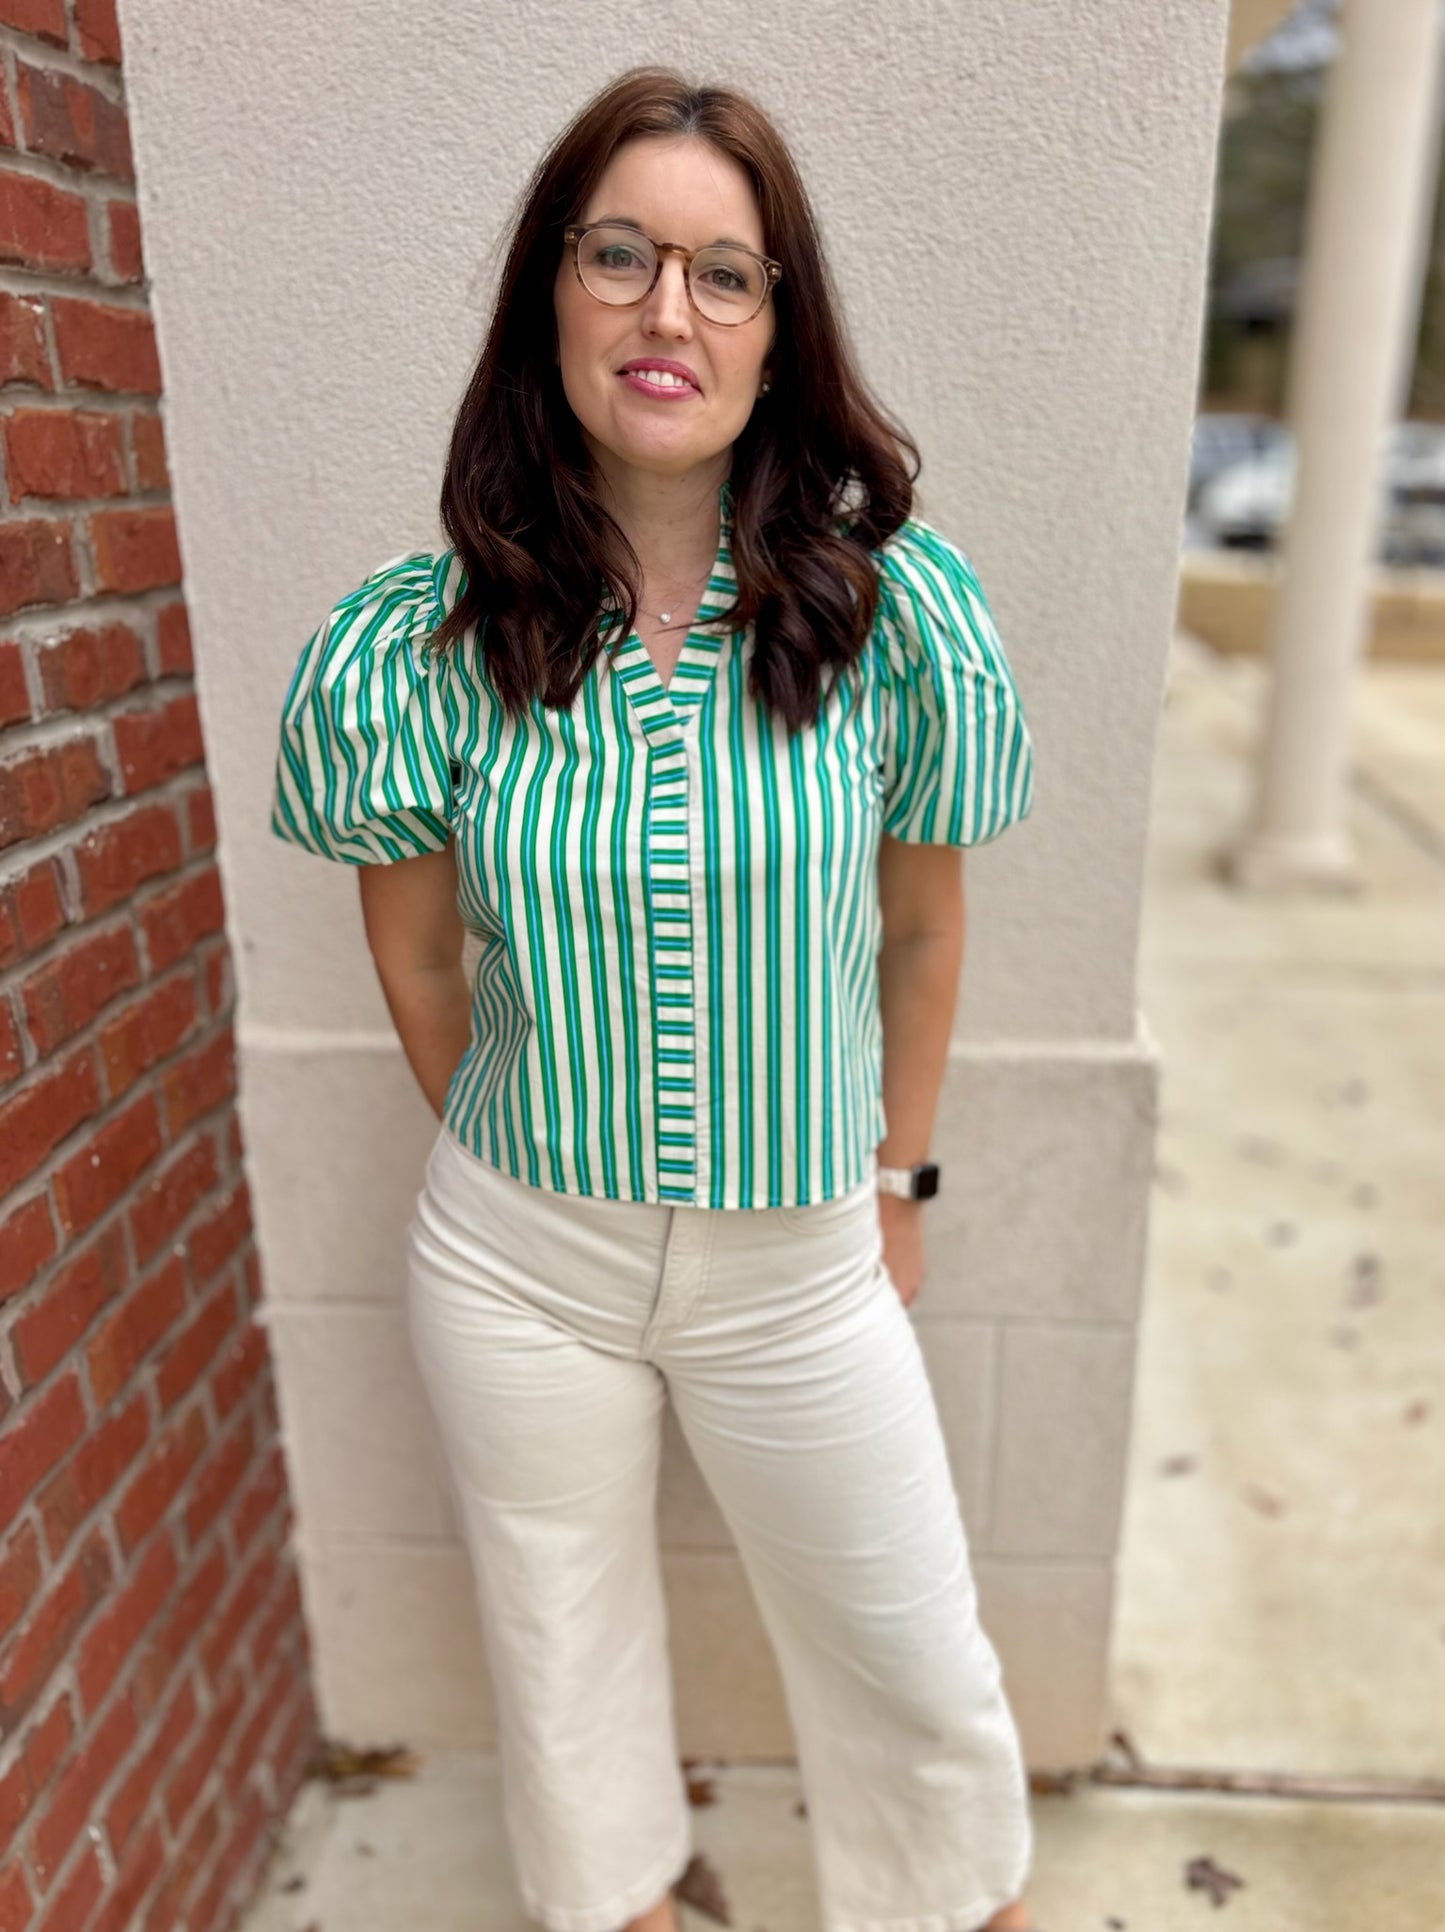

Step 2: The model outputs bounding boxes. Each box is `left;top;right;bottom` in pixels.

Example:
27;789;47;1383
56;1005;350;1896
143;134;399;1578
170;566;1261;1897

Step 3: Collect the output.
874;833;966;1305
357;843;471;1120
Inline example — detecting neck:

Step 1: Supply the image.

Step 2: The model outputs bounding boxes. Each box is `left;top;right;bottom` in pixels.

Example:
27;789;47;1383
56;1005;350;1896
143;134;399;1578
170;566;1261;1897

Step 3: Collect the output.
588;448;727;582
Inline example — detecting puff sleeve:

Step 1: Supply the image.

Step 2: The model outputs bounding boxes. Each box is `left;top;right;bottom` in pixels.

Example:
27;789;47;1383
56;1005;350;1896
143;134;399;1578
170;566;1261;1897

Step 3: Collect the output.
270;551;458;865
873;520;1036;846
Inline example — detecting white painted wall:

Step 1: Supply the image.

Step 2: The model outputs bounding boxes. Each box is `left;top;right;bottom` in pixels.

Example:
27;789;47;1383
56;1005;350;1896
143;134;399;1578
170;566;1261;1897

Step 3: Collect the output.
119;0;1230;1769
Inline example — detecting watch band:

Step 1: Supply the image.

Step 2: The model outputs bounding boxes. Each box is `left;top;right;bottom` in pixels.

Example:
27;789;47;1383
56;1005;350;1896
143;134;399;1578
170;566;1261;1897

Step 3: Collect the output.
876;1161;940;1200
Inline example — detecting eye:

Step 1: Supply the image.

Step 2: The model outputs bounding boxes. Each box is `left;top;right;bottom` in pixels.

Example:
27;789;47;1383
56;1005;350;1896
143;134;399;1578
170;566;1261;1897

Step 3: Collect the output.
698;264;747;292
595;244;640;269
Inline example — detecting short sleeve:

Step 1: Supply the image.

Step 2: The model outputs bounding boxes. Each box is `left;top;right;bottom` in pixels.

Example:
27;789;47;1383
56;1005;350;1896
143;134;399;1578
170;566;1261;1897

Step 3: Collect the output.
872;520;1036;847
271;551;458;865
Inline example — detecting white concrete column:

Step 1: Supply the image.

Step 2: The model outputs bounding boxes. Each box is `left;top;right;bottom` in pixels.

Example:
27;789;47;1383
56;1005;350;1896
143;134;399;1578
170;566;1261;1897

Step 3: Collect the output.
1229;0;1445;892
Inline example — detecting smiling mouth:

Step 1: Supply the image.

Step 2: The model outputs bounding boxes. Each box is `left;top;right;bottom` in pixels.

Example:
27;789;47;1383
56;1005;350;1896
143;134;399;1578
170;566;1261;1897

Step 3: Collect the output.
618;362;701;395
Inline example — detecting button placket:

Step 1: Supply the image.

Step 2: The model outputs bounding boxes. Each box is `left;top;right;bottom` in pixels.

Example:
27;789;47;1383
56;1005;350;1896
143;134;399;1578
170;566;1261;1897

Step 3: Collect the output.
612;620;729;1208
646;728;699;1202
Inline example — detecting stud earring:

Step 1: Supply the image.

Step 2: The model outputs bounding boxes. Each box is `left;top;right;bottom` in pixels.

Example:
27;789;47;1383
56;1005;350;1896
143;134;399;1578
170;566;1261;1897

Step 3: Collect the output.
759;378;772;395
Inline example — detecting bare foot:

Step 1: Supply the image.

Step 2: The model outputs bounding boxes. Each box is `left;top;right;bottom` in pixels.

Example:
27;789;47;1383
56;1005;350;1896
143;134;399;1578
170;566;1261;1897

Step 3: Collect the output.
620;1888;679;1932
978;1899;1035;1932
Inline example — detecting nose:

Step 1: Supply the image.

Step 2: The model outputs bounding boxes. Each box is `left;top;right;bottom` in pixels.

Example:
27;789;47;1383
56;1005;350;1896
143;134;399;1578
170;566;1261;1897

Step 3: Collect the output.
640;253;693;337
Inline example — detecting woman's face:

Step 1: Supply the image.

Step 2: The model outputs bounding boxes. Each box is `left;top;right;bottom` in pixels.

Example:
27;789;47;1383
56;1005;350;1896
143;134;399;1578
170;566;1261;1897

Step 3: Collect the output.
553;135;776;490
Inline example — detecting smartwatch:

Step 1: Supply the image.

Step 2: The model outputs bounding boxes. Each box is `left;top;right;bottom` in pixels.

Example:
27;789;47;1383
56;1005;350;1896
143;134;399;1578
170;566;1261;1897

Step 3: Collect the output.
876;1161;940;1201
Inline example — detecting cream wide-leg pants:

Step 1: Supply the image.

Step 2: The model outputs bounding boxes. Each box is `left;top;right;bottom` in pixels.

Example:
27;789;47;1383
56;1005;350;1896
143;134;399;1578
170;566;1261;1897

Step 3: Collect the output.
404;1125;1034;1932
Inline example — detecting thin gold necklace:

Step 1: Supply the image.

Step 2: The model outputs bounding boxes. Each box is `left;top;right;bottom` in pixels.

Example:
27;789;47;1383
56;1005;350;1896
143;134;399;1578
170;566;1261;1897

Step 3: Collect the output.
647;564;712;628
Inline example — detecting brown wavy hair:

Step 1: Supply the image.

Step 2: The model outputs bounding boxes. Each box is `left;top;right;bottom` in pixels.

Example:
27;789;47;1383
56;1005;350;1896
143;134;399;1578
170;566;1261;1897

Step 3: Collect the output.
429;65;920;734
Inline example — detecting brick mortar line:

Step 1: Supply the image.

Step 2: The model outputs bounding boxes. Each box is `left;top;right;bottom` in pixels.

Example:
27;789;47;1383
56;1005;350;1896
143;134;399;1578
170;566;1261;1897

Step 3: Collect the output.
213;1676;317;1910
0;1284;277;1720
3;485;174;514
0;1092;242;1338
114;1646;312;1926
0;43;17;144
1;583;180;643
0;136;132;197
0;26;126;100
0;770;215;898
137;1648;311;1932
0;903;223;1039
0;1013;242;1314
0;263;147;305
1;1242;273;1719
0;695;201;767
2;869;223;1027
4;572;186;633
3;497;174;525
8;1456;300;1913
1;902;174;1071
0;389;163;418
0;877;223;1063
0;1103;244;1406
1;392;160;416
0;150;135;233
0;295;142;337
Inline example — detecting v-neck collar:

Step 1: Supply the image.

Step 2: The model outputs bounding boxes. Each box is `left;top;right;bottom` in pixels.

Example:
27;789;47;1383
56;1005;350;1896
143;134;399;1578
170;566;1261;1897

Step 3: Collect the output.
602;477;738;748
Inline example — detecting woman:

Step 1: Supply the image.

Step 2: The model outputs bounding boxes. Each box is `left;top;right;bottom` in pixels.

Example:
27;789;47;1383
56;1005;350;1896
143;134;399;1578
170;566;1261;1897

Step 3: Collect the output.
272;66;1042;1932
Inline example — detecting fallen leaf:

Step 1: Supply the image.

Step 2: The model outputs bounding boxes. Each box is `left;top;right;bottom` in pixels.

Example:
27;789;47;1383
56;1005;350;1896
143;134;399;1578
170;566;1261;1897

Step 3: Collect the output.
687;1773;718;1806
1185;1851;1245;1904
306;1741;421;1786
1403;1399;1432;1426
1160;1454;1198;1477
675;1850;732;1924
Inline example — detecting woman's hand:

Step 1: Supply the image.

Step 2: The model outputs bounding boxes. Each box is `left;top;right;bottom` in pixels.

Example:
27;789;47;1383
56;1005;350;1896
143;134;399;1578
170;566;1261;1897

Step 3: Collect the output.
357;845;471;1119
878;1193;926;1309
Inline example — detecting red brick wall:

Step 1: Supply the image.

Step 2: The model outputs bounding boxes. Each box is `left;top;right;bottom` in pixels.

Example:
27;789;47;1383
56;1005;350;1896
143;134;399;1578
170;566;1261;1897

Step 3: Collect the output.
0;3;319;1926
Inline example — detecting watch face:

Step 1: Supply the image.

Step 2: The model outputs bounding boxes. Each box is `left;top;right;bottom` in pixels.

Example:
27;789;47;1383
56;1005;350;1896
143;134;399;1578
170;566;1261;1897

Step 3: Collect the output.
914;1163;940;1200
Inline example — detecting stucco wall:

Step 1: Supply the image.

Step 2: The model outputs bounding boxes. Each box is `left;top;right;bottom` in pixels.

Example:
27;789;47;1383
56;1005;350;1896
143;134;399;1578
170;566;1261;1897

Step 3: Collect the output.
118;0;1230;1770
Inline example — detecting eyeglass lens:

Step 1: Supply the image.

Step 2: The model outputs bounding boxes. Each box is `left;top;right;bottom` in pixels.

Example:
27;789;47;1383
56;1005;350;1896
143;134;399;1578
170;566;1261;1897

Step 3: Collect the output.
576;224;766;322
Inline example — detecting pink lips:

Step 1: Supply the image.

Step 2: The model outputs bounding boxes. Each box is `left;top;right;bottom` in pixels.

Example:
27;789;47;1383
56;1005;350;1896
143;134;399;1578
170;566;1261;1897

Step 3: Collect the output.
618;357;700;399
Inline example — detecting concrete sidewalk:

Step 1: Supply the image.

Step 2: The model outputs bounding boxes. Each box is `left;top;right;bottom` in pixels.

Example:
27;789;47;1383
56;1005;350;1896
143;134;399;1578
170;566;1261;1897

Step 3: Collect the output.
238;635;1445;1931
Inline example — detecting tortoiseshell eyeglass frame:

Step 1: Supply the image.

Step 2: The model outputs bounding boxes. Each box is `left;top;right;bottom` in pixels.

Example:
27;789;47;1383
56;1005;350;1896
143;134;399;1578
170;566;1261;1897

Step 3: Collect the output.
562;223;782;325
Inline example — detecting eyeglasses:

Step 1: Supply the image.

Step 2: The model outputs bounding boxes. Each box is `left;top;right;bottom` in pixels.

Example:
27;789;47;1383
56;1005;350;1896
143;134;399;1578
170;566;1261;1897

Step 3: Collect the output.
563;222;782;326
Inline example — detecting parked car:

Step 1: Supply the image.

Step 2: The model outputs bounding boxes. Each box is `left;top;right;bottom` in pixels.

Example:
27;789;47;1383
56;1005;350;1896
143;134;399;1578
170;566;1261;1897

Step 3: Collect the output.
1187;412;1287;511
1190;416;1445;563
1193;434;1294;548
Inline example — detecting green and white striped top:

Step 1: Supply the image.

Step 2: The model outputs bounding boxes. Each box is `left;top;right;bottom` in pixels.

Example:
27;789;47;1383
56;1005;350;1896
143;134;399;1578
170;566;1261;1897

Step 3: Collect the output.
271;478;1035;1209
